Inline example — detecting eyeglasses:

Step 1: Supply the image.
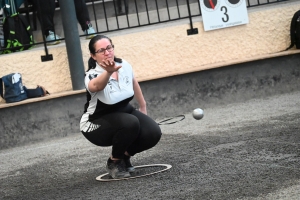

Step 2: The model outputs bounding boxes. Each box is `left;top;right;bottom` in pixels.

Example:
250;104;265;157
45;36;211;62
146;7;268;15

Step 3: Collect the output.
95;45;114;54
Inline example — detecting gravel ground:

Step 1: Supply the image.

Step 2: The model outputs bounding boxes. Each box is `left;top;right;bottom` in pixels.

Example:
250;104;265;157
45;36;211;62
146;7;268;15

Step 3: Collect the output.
1;91;299;200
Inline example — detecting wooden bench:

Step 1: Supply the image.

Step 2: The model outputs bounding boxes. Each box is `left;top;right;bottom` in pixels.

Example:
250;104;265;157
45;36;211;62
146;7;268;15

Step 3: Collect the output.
0;89;85;109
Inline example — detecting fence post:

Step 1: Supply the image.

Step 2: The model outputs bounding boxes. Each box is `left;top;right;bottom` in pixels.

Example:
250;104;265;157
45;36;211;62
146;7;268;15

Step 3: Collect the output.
186;0;198;35
35;0;53;62
60;0;85;90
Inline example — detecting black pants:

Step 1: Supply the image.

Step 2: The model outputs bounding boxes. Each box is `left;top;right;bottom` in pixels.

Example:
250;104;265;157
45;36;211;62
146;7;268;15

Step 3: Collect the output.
82;104;162;159
29;0;91;35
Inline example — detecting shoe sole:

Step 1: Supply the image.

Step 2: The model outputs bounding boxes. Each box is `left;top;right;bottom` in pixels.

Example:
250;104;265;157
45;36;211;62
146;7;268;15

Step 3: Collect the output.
115;172;131;179
86;34;96;40
109;172;131;179
106;166;131;179
47;41;61;45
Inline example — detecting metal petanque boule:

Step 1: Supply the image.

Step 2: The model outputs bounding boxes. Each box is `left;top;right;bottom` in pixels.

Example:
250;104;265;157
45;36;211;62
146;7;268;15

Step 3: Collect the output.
192;108;204;120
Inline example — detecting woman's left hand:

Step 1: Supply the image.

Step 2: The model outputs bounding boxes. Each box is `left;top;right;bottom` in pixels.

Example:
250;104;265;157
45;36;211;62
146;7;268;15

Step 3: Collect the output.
139;107;147;115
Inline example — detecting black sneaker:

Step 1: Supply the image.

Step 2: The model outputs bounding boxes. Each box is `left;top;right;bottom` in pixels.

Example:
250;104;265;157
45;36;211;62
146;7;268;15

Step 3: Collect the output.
106;158;131;179
124;156;135;173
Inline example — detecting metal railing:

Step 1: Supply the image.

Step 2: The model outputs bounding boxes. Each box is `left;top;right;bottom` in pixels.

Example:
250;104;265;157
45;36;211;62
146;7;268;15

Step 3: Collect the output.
80;0;289;36
0;0;291;57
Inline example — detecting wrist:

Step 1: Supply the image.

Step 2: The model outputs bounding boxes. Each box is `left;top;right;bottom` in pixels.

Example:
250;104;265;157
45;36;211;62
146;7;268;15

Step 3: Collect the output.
139;101;146;108
105;71;113;75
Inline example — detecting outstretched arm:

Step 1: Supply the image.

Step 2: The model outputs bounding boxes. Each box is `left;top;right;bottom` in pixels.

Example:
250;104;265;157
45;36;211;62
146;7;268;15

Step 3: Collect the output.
133;77;147;115
88;71;112;92
88;60;121;92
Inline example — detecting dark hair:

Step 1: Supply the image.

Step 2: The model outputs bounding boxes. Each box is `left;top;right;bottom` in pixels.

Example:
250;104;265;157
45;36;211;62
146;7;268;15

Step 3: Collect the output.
87;35;122;71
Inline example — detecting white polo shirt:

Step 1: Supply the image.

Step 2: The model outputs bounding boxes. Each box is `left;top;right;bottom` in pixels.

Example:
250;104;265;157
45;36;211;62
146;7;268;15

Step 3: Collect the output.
80;59;134;131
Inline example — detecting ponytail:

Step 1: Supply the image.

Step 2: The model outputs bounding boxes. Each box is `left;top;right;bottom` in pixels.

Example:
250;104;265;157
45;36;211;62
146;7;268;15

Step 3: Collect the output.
87;57;96;72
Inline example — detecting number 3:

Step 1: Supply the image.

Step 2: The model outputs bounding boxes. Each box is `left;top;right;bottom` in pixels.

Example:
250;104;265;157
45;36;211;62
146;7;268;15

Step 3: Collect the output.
221;6;229;22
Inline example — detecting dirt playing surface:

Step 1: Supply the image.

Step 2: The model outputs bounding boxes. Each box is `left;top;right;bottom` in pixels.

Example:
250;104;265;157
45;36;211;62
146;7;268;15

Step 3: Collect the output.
1;91;299;200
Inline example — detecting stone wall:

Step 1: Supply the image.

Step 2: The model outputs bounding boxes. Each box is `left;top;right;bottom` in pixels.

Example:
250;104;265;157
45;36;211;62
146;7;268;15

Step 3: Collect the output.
0;1;299;103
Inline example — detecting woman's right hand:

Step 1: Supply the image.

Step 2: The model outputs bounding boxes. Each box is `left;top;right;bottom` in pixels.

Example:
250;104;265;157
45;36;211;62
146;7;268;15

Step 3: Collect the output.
99;59;122;73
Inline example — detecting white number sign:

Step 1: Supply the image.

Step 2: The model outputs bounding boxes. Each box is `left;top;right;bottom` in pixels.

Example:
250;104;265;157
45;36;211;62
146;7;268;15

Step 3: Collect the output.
199;0;249;31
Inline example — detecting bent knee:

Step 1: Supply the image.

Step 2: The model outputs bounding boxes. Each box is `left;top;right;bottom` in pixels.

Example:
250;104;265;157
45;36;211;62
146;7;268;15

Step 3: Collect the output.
120;115;140;136
149;129;162;145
